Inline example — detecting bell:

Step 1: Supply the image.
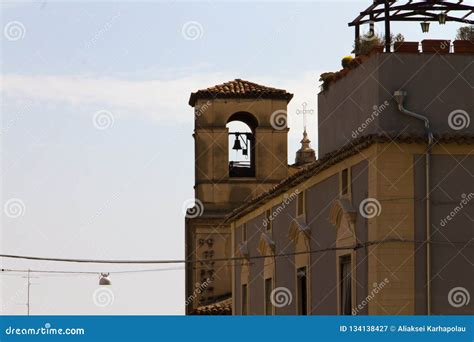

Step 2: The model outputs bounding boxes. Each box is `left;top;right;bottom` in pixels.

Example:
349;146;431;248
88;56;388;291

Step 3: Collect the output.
242;149;248;156
420;21;430;33
232;135;242;151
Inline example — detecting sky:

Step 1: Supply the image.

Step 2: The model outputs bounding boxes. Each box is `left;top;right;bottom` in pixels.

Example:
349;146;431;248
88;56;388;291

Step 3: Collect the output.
0;0;463;315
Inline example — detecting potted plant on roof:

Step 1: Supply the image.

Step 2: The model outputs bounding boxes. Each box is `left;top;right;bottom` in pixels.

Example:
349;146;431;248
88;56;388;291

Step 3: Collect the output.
354;32;384;56
453;25;474;53
341;56;354;68
319;72;335;92
393;34;419;53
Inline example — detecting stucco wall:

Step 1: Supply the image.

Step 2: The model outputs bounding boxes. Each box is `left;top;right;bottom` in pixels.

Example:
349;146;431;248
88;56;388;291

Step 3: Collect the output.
246;213;266;315
414;154;474;315
231;142;472;315
306;174;339;314
271;198;299;315
318;53;474;156
187;95;292;312
351;160;369;315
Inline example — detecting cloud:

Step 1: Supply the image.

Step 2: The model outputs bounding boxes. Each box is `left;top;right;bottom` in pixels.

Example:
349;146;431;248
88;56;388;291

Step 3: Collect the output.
1;70;323;141
1;73;231;124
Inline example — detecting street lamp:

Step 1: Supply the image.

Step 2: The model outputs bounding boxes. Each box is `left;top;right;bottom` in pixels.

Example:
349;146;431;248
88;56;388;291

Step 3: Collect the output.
438;12;447;25
99;273;111;285
421;21;430;33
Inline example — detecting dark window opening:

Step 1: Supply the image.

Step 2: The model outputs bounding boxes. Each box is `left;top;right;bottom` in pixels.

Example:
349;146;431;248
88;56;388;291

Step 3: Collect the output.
227;112;258;178
265;278;273;315
297;267;308;315
242;284;248;315
341;168;349;195
340;256;352;315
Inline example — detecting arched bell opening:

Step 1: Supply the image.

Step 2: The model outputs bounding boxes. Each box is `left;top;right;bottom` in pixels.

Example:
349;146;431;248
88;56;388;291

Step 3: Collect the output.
226;112;258;178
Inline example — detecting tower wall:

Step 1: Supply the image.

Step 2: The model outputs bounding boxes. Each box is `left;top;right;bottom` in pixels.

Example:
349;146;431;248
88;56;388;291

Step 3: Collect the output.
186;91;292;313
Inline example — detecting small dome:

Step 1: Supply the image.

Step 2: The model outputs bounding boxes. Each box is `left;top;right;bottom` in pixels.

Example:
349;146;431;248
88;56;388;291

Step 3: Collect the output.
295;129;316;166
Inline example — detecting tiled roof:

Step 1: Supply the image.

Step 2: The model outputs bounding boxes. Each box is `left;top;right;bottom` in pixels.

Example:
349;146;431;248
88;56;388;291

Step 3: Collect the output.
225;132;474;222
189;79;293;106
194;296;232;315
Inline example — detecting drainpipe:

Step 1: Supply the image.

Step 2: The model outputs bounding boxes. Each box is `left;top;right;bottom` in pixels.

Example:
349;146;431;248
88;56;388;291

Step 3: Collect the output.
393;90;433;315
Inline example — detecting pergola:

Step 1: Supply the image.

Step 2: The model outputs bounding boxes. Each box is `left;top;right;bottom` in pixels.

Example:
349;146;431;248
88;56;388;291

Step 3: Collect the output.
349;0;474;53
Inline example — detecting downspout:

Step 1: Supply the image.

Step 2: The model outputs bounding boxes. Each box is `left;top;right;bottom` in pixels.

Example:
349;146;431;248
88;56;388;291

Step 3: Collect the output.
393;90;433;315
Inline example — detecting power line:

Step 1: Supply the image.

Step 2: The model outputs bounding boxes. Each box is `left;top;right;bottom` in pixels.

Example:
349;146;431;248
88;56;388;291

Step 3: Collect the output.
0;266;185;276
1;238;472;268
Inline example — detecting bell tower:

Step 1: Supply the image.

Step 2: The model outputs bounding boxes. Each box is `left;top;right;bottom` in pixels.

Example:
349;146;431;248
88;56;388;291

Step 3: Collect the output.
185;79;293;314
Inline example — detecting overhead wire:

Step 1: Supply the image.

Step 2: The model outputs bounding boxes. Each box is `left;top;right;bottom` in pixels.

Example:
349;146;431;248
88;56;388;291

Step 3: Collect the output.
1;237;472;272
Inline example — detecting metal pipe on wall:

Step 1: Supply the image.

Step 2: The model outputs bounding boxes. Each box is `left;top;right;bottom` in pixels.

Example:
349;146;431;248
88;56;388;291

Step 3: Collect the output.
393;90;433;315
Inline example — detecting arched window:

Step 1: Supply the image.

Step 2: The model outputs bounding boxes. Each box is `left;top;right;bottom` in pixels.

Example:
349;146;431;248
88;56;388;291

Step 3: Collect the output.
226;112;258;177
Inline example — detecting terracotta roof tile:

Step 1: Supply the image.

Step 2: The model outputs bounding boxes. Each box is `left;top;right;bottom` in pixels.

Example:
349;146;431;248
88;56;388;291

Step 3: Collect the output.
225;132;474;222
194;296;232;315
189;79;293;106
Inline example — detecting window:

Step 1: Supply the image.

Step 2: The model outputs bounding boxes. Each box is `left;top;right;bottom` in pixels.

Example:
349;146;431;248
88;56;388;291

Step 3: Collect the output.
297;267;308;315
340;256;352;315
297;191;305;217
341;168;349;195
242;223;247;242
242;284;248;315
264;278;273;315
265;209;272;231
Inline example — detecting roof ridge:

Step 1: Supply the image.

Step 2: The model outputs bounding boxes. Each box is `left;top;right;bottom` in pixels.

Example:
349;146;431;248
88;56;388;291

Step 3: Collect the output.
224;132;474;223
188;79;293;106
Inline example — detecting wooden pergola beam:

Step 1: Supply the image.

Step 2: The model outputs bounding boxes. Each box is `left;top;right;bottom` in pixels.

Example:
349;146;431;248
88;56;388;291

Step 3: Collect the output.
352;13;474;25
349;0;473;26
349;0;473;55
355;2;472;19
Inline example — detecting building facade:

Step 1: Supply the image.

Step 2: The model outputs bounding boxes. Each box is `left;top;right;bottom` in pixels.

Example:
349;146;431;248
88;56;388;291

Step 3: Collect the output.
185;79;295;314
224;51;474;315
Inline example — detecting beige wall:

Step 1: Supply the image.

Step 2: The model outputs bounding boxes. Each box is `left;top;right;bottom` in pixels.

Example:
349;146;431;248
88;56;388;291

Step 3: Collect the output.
230;142;474;315
186;96;291;313
194;98;290;213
